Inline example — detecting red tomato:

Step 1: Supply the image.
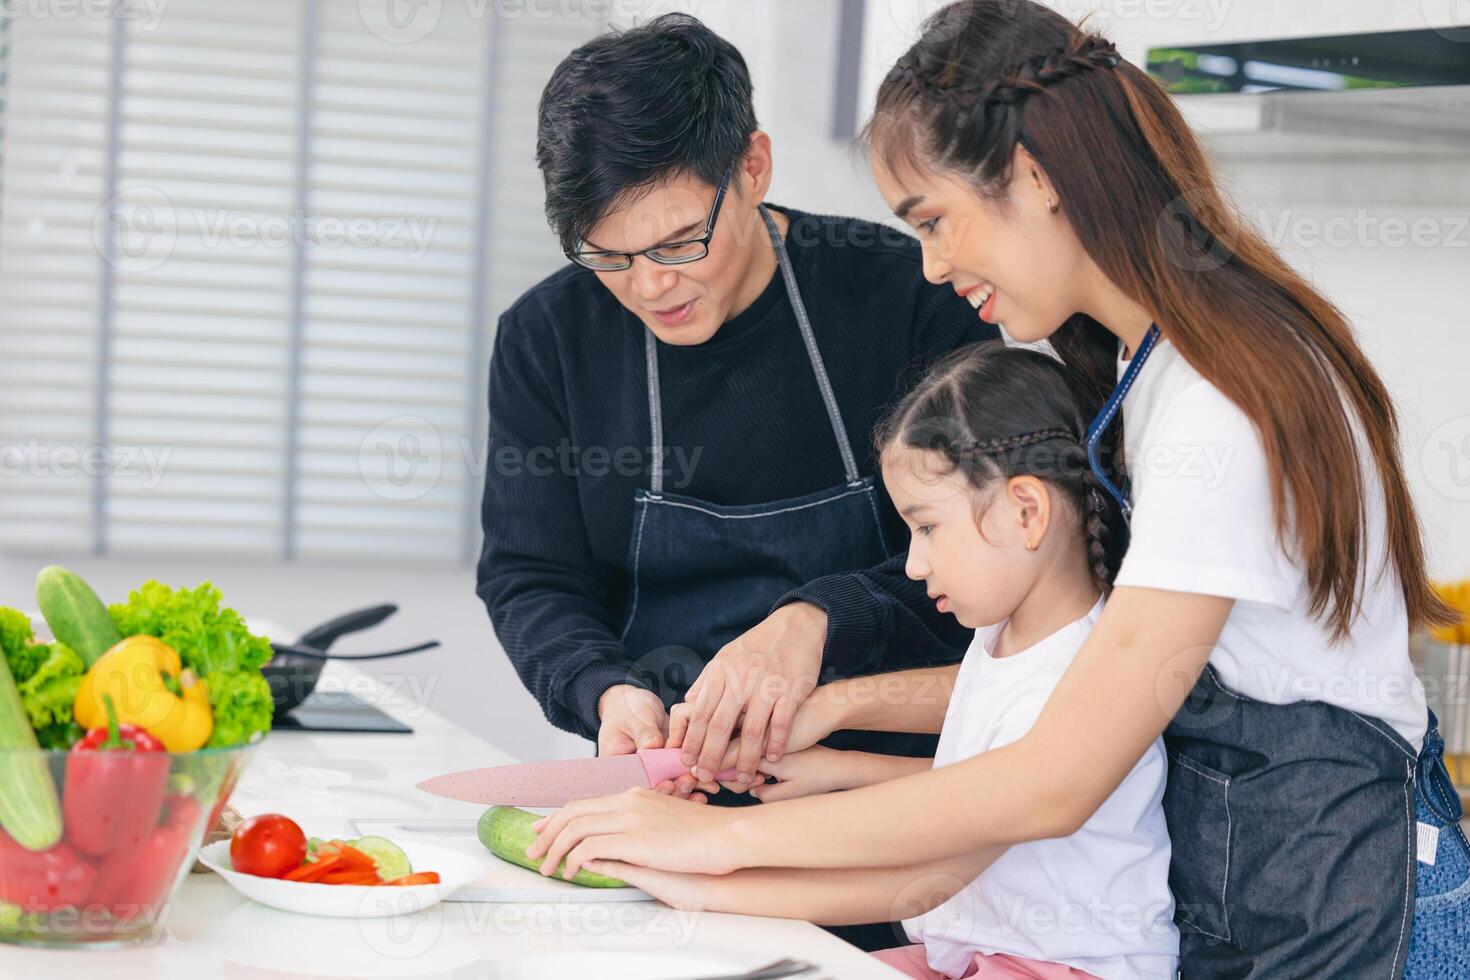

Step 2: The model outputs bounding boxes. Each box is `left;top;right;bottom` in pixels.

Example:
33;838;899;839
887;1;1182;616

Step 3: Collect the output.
230;814;307;879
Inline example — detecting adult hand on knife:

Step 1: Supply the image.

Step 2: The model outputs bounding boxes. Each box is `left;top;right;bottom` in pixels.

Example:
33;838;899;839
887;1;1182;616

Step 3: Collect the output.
670;601;827;789
597;684;708;803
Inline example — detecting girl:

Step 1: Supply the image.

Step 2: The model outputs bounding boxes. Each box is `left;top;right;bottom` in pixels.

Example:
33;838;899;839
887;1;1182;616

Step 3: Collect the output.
576;340;1182;979
529;2;1467;975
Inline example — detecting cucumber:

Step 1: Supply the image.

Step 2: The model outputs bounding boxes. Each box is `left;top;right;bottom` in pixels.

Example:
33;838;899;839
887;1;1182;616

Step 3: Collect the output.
35;566;122;667
350;835;412;881
0;654;62;851
478;805;627;888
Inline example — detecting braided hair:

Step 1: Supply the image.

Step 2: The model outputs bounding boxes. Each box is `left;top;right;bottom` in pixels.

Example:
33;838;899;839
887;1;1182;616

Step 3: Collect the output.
876;342;1127;594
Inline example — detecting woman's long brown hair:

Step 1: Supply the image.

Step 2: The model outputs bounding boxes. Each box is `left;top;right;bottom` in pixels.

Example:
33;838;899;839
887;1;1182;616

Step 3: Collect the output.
867;0;1453;639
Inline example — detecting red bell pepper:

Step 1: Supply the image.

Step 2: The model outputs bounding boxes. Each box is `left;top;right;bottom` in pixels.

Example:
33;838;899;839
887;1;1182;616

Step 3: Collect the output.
64;694;170;858
87;792;201;923
0;829;96;911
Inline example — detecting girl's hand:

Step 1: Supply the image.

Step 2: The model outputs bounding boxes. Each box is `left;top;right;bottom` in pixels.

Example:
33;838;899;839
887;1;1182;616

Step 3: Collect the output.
528;788;744;879
747;745;856;803
579;860;724;912
671;685;841;793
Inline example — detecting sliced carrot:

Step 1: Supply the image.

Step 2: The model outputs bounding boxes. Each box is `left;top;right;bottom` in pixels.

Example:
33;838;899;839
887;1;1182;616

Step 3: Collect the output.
285;854;346;883
385;871;440;886
318;869;382;886
329;843;378;872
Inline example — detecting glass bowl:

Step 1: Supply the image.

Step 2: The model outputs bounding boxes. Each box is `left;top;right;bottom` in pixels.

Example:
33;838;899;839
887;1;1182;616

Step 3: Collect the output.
0;740;258;948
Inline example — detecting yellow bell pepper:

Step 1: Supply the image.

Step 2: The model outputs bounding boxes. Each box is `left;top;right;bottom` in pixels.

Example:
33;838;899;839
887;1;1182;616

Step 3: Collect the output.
73;636;213;752
1430;581;1470;646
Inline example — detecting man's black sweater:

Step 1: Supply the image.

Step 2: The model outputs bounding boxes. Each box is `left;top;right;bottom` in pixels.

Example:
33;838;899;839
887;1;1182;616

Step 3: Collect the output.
477;206;995;739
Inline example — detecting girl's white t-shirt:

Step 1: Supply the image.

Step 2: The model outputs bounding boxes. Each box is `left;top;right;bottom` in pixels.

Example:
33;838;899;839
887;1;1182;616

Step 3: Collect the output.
905;598;1180;980
1113;339;1426;750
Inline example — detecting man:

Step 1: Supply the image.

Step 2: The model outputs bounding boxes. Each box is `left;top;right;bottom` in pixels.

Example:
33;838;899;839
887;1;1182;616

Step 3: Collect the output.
477;14;988;796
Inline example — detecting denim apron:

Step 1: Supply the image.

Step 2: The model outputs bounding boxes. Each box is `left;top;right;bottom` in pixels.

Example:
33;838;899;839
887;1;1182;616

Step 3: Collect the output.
1094;325;1470;977
618;206;929;771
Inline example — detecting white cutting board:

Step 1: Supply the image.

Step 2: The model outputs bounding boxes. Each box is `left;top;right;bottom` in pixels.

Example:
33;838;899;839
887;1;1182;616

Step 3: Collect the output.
349;818;653;903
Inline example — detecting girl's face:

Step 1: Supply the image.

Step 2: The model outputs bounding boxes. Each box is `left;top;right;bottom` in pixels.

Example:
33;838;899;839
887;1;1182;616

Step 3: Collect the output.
871;146;1091;345
882;444;1042;629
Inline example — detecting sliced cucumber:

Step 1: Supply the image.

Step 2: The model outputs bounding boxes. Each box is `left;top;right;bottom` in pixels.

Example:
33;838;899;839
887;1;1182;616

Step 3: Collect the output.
350;835;412;882
305;836;330;862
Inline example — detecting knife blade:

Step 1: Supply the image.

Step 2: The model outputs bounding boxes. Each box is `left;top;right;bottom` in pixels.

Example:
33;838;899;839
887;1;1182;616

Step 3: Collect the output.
415;748;741;806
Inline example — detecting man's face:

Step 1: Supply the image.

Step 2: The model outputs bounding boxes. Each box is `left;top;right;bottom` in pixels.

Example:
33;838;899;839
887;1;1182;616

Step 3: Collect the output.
583;171;764;347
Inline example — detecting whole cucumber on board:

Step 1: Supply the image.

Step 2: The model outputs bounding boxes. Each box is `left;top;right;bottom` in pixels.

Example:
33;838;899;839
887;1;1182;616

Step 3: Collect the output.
35;565;122;667
0;655;63;851
478;805;628;888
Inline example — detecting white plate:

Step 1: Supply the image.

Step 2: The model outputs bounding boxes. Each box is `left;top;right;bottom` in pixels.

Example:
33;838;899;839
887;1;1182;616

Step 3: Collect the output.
484;951;764;979
197;838;487;918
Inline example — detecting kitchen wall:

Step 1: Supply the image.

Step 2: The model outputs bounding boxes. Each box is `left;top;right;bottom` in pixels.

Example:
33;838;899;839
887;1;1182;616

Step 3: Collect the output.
3;0;1466;764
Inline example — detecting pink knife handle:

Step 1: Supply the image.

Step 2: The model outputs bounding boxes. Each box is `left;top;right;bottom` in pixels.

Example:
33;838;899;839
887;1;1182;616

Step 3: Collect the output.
638;748;740;785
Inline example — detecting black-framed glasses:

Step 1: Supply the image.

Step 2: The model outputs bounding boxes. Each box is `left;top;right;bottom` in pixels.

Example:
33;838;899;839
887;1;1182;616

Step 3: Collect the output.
568;166;733;271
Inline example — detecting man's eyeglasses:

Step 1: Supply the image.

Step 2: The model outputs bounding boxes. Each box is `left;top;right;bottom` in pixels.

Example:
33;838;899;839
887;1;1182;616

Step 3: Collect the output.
568;167;733;272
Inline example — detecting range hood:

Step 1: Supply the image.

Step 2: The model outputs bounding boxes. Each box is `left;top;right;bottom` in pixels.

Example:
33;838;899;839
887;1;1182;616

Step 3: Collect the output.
1147;27;1470;157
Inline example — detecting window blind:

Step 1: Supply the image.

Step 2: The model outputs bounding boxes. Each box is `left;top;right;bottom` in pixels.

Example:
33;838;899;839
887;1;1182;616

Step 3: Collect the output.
0;0;601;563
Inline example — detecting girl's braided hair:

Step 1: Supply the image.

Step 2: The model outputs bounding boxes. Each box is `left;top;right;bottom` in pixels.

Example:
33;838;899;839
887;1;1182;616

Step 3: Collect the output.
876;342;1127;594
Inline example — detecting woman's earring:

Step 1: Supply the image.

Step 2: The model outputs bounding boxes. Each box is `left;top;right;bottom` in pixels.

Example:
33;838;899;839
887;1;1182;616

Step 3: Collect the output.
1025;539;1037;551
1047;198;1059;215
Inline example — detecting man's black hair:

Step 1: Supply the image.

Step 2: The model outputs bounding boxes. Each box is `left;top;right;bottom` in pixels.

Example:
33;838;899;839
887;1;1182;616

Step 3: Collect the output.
536;13;759;255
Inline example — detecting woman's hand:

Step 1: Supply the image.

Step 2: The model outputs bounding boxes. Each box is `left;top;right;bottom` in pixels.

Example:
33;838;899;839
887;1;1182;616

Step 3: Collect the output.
674;602;829;785
528;788;746;879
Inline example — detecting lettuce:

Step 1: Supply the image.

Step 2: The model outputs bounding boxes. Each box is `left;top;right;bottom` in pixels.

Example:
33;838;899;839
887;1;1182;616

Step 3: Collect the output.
15;642;84;731
1;608;85;745
109;581;274;748
0;607;44;683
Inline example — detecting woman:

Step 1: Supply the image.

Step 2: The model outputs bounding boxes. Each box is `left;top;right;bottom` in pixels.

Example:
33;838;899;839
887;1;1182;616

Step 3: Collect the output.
527;2;1467;974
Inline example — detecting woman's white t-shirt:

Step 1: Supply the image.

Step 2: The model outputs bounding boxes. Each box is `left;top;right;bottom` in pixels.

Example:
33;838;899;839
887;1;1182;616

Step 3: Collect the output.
1113;339;1426;749
904;598;1180;980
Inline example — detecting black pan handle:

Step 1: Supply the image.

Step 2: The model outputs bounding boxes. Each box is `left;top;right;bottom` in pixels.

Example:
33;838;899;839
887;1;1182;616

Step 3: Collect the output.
296;604;398;651
270;640;440;662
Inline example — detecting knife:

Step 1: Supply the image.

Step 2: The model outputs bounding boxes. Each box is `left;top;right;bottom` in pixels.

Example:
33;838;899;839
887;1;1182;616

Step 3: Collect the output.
415;748;741;806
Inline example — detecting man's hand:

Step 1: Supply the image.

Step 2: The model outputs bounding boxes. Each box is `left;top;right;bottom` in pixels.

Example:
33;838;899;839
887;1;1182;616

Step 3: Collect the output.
599;685;709;803
596;684;668;756
674;602;828;785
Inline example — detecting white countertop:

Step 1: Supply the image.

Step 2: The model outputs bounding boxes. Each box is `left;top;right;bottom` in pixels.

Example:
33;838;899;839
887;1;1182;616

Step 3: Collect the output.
1;666;904;979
